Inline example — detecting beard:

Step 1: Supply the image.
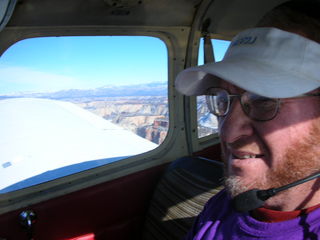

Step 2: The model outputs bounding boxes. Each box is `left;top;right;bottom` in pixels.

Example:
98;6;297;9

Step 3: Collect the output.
224;122;320;198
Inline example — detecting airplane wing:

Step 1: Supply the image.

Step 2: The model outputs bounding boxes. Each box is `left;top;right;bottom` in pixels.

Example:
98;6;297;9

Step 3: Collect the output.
0;98;158;191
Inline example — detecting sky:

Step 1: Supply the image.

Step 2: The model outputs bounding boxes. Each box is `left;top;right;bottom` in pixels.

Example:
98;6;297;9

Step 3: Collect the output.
199;39;230;65
0;36;230;95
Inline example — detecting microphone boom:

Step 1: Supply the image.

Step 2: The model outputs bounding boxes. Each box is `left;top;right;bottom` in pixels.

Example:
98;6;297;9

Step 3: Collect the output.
232;171;320;212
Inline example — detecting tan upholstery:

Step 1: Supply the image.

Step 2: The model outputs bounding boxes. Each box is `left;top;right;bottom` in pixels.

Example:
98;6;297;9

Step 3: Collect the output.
143;156;224;240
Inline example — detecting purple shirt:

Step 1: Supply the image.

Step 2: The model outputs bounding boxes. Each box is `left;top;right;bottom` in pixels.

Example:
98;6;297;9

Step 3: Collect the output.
185;189;320;239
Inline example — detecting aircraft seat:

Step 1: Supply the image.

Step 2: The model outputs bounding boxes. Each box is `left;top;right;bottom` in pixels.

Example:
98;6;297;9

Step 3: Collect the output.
143;156;224;240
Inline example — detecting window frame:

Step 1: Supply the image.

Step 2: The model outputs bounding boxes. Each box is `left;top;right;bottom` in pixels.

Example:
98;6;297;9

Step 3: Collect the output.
0;26;190;214
189;36;231;153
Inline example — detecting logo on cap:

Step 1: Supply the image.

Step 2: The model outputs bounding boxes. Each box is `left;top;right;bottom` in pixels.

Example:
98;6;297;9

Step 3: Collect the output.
231;36;257;47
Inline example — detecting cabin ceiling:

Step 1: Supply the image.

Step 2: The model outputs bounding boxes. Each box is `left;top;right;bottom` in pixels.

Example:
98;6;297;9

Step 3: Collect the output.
7;0;289;39
7;0;202;27
205;0;289;38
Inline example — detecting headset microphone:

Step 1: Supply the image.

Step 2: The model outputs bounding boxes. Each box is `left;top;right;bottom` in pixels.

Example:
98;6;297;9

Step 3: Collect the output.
232;172;320;213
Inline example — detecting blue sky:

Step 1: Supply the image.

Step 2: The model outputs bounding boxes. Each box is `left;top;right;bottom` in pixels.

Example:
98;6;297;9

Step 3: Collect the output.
199;39;230;65
0;36;230;95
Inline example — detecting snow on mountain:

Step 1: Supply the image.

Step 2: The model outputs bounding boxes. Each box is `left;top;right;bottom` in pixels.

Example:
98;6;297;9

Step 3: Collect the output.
198;112;218;128
1;82;167;100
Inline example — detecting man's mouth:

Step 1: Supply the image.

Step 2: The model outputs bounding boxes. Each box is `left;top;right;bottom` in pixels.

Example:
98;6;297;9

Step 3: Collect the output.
232;153;264;160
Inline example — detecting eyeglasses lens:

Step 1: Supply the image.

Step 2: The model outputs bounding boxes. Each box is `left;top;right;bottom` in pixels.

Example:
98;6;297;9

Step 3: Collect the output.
241;93;279;121
206;89;229;116
206;88;279;121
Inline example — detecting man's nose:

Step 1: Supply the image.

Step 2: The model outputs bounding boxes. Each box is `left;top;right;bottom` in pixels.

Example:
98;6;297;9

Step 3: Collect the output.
219;99;254;143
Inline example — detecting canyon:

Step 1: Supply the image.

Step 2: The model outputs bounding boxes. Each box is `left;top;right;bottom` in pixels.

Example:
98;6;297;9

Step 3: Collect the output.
76;96;169;144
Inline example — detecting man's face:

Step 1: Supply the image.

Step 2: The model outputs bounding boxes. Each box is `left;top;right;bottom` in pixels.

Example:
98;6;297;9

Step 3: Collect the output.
219;81;320;199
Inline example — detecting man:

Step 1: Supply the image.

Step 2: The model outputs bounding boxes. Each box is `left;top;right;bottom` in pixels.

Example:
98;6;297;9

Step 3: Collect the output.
175;0;320;239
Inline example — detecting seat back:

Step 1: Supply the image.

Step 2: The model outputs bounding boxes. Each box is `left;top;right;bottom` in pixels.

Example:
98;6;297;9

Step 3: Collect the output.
143;156;224;240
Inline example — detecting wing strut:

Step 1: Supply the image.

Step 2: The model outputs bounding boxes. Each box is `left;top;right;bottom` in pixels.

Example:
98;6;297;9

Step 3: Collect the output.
201;18;215;64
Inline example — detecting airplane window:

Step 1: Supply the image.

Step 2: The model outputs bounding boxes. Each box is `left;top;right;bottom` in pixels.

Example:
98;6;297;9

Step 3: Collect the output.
0;36;168;193
197;39;230;138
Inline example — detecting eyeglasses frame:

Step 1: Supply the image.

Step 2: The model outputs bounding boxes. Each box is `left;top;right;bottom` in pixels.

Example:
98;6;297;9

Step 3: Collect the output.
205;87;320;122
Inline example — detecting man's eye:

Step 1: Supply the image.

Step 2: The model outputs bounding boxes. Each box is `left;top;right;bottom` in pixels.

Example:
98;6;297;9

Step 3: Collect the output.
251;98;276;110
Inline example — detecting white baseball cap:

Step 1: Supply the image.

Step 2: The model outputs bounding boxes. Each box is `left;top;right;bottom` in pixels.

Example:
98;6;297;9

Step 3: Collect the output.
175;27;320;98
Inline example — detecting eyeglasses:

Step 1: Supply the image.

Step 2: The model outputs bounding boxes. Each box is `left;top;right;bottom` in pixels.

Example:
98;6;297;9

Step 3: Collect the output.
205;88;320;121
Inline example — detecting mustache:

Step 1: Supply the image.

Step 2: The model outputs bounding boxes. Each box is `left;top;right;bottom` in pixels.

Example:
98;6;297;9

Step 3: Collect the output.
227;137;258;150
221;137;265;163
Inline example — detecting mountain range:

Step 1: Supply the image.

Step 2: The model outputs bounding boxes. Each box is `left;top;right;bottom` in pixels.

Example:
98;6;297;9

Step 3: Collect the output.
0;82;167;100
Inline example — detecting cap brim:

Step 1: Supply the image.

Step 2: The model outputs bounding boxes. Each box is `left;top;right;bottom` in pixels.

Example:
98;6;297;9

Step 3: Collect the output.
175;57;320;98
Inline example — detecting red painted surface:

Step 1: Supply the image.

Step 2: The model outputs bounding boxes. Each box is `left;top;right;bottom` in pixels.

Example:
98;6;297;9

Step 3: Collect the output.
0;164;166;240
66;233;95;240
